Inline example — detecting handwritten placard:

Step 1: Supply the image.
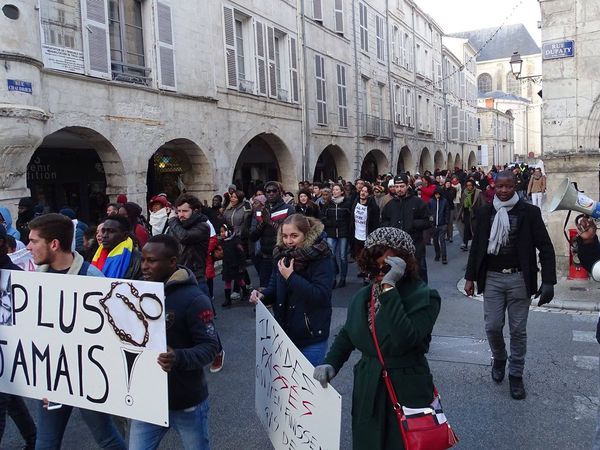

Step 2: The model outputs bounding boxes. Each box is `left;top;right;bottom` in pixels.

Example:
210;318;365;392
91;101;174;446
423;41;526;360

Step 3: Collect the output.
255;302;341;450
0;270;168;426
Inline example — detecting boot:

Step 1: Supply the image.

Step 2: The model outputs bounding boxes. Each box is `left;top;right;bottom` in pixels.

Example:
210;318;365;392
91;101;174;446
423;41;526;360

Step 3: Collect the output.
509;375;526;400
491;358;506;383
221;289;232;308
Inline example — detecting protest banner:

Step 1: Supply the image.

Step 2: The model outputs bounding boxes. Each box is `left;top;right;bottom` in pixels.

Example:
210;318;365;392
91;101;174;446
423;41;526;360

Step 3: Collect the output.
0;269;168;426
255;302;341;450
9;249;35;272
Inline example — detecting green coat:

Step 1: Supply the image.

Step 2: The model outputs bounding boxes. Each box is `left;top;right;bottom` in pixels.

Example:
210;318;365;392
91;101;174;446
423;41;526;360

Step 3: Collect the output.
324;279;441;450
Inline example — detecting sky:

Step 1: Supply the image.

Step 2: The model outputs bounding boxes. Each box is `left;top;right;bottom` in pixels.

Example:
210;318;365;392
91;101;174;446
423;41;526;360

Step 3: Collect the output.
414;0;542;45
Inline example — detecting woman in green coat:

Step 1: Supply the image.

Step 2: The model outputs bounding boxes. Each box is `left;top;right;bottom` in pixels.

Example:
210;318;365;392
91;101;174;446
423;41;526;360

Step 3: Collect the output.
314;227;441;450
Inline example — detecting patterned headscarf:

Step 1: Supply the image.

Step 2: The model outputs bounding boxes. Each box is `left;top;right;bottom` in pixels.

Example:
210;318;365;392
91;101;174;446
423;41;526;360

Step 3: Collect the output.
364;227;415;256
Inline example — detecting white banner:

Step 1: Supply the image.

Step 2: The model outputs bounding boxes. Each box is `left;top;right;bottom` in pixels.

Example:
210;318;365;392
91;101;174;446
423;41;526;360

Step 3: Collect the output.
0;270;168;426
255;302;341;450
9;249;35;272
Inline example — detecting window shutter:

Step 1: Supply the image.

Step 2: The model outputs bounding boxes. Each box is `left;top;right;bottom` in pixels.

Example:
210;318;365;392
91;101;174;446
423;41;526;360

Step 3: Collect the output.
334;0;344;33
267;26;277;98
289;37;299;103
81;0;110;79
223;6;237;89
313;0;323;21
156;2;176;90
254;20;267;96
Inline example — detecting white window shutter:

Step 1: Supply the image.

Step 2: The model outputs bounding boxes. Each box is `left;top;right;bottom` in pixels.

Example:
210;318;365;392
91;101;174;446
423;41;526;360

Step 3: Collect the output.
223;6;237;89
313;0;323;21
254;20;267;96
289;37;299;103
156;2;176;90
334;0;344;33
81;0;110;79
267;26;277;98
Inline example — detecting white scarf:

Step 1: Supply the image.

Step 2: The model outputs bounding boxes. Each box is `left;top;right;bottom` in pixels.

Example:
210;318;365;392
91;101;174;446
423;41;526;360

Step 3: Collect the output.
487;193;519;255
149;208;169;236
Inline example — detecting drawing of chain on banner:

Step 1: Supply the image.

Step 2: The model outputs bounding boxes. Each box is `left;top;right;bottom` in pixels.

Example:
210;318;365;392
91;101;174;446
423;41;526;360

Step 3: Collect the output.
0;270;168;426
255;302;341;450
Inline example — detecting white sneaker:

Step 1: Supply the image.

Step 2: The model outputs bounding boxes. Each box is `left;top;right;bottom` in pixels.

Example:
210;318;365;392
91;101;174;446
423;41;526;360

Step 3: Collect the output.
230;292;241;301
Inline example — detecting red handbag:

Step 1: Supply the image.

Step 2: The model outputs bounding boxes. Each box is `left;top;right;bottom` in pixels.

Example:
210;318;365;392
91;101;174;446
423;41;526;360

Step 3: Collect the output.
370;287;459;450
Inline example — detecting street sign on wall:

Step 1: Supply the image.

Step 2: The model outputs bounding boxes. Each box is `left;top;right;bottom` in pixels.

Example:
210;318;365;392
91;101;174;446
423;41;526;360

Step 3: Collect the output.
543;40;575;60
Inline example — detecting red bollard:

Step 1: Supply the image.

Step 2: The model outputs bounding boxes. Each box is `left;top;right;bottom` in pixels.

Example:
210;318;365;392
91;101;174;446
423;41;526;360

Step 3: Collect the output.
569;228;589;280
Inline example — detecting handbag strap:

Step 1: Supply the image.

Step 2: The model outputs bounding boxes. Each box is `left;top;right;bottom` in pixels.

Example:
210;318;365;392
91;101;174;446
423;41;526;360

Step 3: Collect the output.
369;285;404;415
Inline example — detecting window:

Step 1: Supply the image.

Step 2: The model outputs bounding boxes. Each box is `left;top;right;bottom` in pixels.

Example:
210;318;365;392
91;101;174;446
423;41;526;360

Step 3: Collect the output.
315;54;327;125
108;0;147;80
434;61;442;89
313;0;322;21
336;64;348;128
506;72;520;96
402;86;414;127
392;26;399;64
334;0;344;34
402;32;412;70
477;73;492;94
359;2;368;52
415;43;421;75
235;19;245;82
289;37;299;102
376;15;385;61
450;106;459;141
361;76;369;115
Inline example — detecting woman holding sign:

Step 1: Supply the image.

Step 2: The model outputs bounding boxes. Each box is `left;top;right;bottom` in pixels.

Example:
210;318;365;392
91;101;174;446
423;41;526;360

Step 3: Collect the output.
314;227;442;450
249;214;333;366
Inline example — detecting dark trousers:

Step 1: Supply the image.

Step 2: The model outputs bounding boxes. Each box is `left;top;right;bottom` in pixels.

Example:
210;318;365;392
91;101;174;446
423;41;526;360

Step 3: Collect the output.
415;241;428;284
463;209;473;245
433;225;447;260
0;394;36;449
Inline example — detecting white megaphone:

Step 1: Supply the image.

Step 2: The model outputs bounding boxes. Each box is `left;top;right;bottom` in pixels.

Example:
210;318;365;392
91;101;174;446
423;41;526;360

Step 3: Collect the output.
549;178;600;219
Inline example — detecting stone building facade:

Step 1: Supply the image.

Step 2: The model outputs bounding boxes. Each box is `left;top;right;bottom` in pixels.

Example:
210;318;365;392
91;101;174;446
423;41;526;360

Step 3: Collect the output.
1;0;478;222
476;105;515;168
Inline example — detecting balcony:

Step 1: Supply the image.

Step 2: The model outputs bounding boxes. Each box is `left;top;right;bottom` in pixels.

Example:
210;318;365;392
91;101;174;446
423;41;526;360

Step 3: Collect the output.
239;79;254;94
361;114;392;140
111;63;151;87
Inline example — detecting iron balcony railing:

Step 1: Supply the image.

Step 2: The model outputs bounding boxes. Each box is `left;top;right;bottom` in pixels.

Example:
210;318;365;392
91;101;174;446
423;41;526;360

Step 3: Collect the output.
361;114;392;140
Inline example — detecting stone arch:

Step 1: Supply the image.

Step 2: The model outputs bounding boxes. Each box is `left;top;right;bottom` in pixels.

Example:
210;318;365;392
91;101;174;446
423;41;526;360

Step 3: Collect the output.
454;153;462;170
584;94;600;149
396;146;414;174
313;145;350;183
233;133;297;195
147;138;214;203
360;149;389;182
27;126;125;223
434;150;444;171
447;152;453;170
418;148;433;173
467;151;477;169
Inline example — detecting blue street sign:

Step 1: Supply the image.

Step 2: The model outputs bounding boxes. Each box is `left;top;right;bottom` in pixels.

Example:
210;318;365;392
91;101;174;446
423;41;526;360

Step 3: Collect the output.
543;40;575;60
7;79;33;94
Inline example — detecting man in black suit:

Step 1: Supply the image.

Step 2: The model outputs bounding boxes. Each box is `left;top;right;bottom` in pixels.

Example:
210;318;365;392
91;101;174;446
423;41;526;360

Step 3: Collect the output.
464;171;556;400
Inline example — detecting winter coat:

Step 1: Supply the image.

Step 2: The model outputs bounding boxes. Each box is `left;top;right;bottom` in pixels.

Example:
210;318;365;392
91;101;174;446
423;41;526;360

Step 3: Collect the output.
419;184;436;204
527;174;546;195
380;193;431;245
0;207;20;240
262;219;334;348
163;266;219;410
38;251;104;277
321;197;353;239
456;188;483;238
428;197;450;227
465;200;556;297
295;202;320;218
350;197;380;240
204;221;218;280
223;202;251;239
221;234;246;280
168;212;210;281
324;280;441;450
442;187;457;210
249;199;295;258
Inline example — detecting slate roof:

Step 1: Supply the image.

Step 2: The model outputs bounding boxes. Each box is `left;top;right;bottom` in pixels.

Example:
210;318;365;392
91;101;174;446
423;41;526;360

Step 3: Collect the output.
449;24;540;62
478;90;531;103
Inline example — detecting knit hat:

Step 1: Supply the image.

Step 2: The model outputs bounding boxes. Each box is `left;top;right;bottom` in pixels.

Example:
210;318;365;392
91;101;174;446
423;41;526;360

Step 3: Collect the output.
149;195;170;209
364;227;416;256
59;207;76;219
116;193;128;204
253;194;266;205
17;197;34;208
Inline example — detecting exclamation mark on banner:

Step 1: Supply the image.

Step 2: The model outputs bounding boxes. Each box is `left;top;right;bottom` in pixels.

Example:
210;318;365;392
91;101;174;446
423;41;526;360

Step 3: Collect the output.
122;348;143;406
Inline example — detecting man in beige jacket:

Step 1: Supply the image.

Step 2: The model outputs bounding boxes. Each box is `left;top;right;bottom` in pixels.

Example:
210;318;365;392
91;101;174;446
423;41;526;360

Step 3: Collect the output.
527;167;546;208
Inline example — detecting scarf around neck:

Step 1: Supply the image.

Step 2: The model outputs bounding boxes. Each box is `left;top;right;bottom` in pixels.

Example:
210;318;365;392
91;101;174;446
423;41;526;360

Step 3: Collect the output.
272;237;331;272
487;193;519;255
149;208;169;236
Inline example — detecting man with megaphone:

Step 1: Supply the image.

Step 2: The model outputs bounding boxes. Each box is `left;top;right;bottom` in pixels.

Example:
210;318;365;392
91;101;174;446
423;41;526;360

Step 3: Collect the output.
464;170;557;400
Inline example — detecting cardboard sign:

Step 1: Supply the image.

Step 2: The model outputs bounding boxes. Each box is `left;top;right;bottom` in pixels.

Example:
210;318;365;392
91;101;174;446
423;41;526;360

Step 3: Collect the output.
255;302;342;450
9;249;36;272
0;270;168;426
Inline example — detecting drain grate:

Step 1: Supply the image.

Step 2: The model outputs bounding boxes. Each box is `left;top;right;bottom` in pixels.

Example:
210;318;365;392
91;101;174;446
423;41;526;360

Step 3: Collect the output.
570;287;588;291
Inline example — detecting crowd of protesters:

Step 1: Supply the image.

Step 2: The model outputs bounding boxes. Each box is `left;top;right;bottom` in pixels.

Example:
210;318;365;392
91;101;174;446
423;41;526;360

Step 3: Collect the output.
0;160;553;449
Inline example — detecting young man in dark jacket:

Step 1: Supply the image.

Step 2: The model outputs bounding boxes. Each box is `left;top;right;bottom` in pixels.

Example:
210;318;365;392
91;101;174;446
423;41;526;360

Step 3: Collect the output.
428;187;450;264
129;234;219;450
249;181;294;287
168;194;210;295
381;173;432;282
0;225;36;450
464;171;556;400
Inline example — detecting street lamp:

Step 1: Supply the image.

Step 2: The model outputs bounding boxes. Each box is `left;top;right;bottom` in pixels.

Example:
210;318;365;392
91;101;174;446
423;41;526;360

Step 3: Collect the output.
510;51;542;83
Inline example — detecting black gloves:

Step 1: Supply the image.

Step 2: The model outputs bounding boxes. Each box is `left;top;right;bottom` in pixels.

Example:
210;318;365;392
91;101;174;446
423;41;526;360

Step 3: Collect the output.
534;283;554;307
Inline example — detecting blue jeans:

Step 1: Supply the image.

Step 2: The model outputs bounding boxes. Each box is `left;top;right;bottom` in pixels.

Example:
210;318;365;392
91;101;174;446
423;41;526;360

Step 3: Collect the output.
36;402;125;450
326;237;348;281
300;340;328;366
129;399;210;450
